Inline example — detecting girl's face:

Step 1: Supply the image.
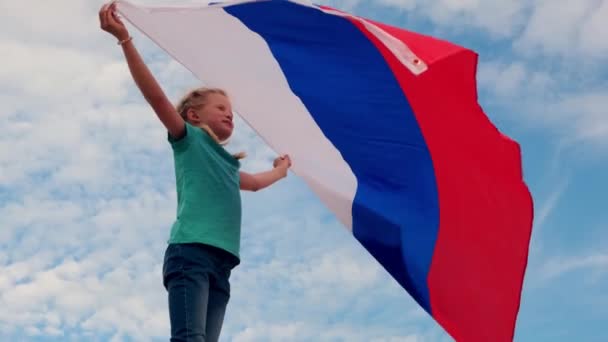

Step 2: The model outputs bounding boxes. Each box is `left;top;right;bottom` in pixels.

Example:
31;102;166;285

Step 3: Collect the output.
191;93;234;141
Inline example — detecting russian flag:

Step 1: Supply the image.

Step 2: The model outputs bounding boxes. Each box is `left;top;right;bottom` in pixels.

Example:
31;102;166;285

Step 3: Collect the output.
117;1;534;340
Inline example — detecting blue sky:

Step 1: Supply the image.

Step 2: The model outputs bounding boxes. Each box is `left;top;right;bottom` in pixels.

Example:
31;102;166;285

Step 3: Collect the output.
1;0;607;341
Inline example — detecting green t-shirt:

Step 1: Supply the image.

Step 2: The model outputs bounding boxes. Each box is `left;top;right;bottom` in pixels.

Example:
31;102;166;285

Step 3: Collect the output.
167;122;242;260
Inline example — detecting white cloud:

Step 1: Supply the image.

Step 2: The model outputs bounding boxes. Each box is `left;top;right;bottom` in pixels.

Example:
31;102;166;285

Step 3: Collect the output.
552;91;608;145
477;60;555;99
579;0;608;58
529;177;569;251
231;322;306;342
525;89;608;148
540;253;608;280
376;0;418;10
17;256;163;338
515;0;608;59
517;0;591;55
0;0;103;47
425;0;529;37
230;321;427;342
476;59;608;146
0;33;185;335
1;39;127;102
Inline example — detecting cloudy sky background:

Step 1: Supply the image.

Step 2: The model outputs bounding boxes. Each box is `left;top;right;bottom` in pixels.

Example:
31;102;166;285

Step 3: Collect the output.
1;0;607;341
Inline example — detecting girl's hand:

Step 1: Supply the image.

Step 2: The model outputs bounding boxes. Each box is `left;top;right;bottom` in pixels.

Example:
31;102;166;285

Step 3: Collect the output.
99;2;129;41
273;155;292;170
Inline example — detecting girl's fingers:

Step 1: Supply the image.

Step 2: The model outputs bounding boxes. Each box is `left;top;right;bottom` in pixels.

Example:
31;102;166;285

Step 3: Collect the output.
106;9;117;27
110;2;120;18
108;3;125;28
113;10;124;25
104;5;114;28
99;4;109;27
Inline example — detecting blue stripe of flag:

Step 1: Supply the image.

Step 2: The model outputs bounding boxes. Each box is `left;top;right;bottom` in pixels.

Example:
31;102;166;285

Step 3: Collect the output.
225;0;440;313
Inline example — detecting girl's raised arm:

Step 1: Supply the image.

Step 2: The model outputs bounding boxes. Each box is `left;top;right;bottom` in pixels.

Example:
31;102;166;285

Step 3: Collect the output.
99;2;185;138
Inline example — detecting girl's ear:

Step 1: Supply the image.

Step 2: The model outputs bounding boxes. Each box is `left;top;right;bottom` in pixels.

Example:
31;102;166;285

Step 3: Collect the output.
186;108;199;122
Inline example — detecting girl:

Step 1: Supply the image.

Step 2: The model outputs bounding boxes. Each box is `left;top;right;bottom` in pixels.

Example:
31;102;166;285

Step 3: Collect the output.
99;3;291;341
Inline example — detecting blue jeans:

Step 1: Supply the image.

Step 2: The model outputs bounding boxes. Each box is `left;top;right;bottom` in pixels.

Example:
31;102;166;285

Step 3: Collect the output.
163;243;239;342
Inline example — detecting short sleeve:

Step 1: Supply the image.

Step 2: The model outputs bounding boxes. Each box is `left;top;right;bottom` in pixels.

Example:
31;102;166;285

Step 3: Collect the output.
168;122;195;152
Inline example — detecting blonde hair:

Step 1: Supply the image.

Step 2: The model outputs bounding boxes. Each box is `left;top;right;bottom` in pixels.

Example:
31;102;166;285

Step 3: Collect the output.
176;87;246;160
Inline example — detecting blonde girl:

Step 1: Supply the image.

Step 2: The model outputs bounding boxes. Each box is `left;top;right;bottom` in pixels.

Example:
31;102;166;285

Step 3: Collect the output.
99;3;291;341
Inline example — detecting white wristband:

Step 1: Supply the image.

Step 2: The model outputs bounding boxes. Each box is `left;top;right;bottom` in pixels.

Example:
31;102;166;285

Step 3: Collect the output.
117;36;132;45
